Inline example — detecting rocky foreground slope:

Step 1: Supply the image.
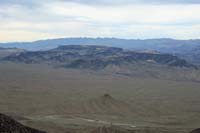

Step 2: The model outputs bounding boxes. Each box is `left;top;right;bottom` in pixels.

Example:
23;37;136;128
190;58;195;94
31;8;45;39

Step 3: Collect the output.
0;113;46;133
0;112;199;133
189;129;200;133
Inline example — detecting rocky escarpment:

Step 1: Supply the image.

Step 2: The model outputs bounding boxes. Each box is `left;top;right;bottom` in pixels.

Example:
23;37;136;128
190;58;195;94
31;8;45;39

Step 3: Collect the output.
3;45;197;70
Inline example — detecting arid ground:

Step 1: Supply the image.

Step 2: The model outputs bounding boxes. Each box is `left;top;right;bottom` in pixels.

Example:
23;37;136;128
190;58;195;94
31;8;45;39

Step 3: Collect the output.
0;61;200;133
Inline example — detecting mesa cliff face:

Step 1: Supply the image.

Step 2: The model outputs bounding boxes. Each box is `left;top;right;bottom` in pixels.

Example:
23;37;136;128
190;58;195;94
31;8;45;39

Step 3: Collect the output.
3;45;197;70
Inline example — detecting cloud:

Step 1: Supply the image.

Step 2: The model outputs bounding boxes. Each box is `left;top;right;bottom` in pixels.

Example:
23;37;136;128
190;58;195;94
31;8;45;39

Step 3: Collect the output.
64;0;200;5
46;2;200;24
0;0;200;42
1;0;200;7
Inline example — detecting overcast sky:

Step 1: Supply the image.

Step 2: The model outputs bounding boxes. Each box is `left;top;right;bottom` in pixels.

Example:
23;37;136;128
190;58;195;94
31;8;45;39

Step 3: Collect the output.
0;0;200;42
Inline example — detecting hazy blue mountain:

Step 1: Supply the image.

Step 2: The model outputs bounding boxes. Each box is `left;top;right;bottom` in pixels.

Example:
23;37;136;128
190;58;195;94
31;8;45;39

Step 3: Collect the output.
1;38;200;64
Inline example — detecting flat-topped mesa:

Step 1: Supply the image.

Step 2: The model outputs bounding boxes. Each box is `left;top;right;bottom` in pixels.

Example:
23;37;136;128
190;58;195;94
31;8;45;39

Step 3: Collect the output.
54;45;122;50
52;45;123;55
3;45;198;69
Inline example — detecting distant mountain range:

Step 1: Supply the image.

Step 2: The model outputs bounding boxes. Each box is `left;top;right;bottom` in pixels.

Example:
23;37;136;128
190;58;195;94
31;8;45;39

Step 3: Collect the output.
1;38;200;65
3;45;197;70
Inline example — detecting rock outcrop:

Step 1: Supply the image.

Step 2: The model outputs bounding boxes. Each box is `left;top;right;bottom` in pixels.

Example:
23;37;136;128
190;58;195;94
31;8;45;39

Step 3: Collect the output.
0;113;46;133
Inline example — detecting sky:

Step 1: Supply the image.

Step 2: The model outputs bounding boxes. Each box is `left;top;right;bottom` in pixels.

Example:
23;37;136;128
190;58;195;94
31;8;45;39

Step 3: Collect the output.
0;0;200;42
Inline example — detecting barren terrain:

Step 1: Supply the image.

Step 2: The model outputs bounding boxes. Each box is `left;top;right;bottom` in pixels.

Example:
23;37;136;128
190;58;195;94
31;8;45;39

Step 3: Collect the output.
0;61;200;132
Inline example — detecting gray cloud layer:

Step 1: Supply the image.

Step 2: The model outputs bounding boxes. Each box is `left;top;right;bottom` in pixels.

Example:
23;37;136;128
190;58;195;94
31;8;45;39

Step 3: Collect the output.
1;0;200;6
66;0;200;5
1;0;200;42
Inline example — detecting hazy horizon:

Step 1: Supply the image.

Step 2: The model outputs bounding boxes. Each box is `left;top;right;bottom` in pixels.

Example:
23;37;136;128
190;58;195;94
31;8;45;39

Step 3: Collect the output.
2;37;200;43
